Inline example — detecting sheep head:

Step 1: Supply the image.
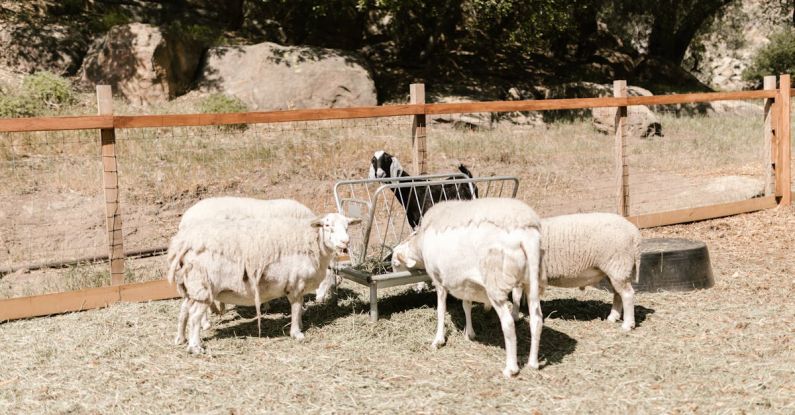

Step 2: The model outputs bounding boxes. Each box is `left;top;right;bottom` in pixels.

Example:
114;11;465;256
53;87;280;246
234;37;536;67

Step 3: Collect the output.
311;213;361;254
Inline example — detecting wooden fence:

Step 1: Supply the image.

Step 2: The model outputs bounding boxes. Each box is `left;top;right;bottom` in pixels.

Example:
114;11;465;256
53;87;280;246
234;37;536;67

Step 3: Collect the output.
0;76;792;321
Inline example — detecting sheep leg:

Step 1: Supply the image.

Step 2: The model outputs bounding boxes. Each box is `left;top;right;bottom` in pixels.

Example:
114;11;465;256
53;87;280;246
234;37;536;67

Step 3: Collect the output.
187;300;210;354
607;289;623;323
609;277;636;331
491;299;520;377
510;287;523;320
462;300;476;340
526;279;543;370
175;298;190;345
288;294;305;341
431;285;447;350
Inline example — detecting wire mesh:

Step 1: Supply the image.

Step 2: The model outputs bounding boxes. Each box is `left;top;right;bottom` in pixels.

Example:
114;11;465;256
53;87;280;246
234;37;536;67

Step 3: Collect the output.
426;111;616;217
113;117;414;277
626;105;766;215
0;129;107;298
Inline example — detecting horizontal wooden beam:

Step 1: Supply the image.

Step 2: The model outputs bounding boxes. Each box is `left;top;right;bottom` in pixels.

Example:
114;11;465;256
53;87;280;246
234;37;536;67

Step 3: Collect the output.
0;279;178;321
113;104;425;129
628;196;777;229
0;115;113;133
0;246;168;276
0;89;777;133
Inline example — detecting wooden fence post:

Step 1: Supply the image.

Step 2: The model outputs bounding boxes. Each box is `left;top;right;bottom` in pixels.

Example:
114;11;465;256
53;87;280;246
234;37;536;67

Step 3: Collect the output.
778;74;792;206
410;83;427;174
614;80;629;216
97;85;125;285
763;76;777;196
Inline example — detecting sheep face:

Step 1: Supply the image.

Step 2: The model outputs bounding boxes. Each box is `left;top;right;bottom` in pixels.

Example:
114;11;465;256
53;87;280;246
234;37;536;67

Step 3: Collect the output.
311;213;361;253
369;150;403;179
392;233;424;271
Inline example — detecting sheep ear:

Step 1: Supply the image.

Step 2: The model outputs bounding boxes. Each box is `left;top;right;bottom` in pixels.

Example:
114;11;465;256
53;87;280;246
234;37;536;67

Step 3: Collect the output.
390;156;403;177
396;252;416;268
347;217;362;226
310;217;324;227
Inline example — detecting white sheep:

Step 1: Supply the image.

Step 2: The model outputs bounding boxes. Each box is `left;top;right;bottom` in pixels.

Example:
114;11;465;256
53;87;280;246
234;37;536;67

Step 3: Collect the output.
539;212;641;331
167;212;360;354
392;198;543;377
176;197;339;328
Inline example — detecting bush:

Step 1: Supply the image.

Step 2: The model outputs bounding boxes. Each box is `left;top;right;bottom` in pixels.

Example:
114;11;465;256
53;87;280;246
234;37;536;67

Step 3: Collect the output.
743;29;795;82
0;95;37;118
199;94;248;131
21;71;77;110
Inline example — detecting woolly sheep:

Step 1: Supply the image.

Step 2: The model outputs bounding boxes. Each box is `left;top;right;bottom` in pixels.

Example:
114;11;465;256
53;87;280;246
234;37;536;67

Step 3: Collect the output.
167;212;360;354
177;197;339;328
392;198;543;377
540;212;641;331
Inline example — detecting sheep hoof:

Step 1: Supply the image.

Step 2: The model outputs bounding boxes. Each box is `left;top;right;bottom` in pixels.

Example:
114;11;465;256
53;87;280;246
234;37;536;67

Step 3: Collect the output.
502;366;520;378
413;282;427;293
201;319;212;331
291;331;305;342
430;338;445;350
187;343;205;355
527;360;540;370
464;330;476;341
607;311;621;323
621;322;635;331
510;308;520;320
174;335;186;346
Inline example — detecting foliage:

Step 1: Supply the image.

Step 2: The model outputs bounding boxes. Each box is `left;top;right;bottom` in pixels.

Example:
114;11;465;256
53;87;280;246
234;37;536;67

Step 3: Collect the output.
21;72;76;109
0;72;76;118
743;29;795;82
199;94;249;131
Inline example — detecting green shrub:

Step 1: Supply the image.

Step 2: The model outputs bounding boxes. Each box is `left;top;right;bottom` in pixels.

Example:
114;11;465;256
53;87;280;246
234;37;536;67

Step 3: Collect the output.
21;71;77;110
0;95;37;118
199;94;249;131
743;29;795;82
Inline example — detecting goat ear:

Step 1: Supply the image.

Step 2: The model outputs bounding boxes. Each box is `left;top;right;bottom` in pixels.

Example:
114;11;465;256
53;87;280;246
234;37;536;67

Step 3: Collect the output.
310;217;324;227
368;164;376;179
347;217;362;226
390;156;403;177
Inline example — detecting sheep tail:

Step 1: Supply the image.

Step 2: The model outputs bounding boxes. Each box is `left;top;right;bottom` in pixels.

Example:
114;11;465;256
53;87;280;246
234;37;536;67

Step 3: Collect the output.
634;242;641;284
519;227;543;298
166;240;190;288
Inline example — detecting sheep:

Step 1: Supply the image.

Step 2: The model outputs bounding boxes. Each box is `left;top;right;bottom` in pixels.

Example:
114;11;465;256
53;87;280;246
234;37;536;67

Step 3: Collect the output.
538;212;641;331
392;198;543;377
175;197;339;328
167;212;360;354
369;151;478;229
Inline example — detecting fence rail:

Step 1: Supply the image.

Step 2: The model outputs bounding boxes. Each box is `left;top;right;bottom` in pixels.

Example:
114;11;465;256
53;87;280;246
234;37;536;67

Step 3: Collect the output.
0;76;792;321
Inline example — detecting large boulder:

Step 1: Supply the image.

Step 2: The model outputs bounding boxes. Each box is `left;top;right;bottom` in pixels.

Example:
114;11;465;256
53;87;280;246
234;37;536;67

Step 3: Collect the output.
196;42;377;110
0;22;88;76
81;23;202;106
592;105;662;138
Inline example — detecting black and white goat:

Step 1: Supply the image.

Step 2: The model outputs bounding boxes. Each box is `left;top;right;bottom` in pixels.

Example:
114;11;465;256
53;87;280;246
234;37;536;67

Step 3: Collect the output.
369;151;478;229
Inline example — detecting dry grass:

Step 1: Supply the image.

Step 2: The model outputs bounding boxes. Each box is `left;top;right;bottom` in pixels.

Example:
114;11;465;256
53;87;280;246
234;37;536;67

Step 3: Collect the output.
0;206;793;413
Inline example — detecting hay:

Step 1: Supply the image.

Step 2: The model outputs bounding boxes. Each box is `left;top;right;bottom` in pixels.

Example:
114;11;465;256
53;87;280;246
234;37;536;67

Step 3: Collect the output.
1;207;794;413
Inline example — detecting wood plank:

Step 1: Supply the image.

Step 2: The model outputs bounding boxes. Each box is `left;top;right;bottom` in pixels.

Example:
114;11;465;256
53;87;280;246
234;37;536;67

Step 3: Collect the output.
97;85;125;285
410;83;428;174
779;75;792;206
614;80;629;216
0;279;179;321
423;90;775;115
113;104;425;129
764;76;777;196
119;279;179;302
0;115;113;133
627;196;777;229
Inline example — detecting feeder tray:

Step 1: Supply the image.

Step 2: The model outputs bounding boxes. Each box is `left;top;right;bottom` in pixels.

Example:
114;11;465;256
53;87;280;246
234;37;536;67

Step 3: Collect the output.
599;237;715;293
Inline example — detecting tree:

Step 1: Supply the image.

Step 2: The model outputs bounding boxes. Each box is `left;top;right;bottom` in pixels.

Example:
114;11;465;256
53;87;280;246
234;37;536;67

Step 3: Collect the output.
617;0;735;64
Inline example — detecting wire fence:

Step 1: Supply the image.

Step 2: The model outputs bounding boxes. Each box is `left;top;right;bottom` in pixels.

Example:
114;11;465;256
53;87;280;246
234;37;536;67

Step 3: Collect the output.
0;83;790;312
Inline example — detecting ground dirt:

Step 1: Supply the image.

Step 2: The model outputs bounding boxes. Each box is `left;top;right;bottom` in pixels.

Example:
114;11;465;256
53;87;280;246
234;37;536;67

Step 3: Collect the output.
0;206;793;413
